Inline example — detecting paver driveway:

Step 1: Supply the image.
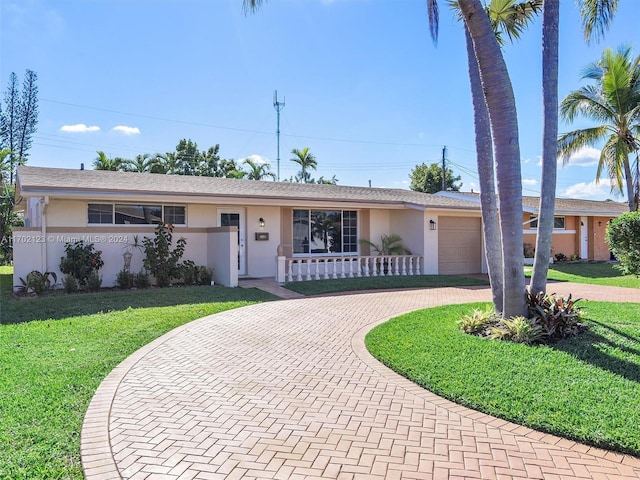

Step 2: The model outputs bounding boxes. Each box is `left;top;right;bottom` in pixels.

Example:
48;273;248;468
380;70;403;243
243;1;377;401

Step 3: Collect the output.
81;283;640;479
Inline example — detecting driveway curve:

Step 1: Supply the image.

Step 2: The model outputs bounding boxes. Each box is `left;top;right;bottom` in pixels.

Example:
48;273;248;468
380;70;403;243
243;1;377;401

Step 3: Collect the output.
81;283;640;479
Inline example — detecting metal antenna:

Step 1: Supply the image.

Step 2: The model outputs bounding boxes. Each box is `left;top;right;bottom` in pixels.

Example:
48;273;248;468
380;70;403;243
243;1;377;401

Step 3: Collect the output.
441;145;447;192
273;90;285;181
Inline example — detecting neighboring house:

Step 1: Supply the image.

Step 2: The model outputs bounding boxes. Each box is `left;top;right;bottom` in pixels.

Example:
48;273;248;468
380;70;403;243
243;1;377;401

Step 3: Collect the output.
437;191;627;262
12;166;626;290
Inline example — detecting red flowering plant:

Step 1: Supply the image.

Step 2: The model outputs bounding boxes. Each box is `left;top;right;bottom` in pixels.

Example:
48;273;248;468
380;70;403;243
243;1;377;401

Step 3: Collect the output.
60;240;104;290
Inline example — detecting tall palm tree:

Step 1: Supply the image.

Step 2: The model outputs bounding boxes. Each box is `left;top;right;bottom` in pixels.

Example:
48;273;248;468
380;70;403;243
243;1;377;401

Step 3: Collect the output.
456;0;527;317
290;147;317;184
243;158;276;180
92;151;122;171
558;45;640;212
531;0;619;294
453;0;542;311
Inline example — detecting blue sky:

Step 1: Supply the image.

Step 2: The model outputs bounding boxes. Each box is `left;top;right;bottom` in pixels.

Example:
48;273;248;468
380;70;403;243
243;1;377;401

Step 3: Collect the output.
1;0;638;201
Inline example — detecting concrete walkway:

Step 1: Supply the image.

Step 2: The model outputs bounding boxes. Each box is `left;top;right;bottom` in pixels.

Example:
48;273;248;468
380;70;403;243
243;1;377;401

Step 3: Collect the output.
81;283;640;479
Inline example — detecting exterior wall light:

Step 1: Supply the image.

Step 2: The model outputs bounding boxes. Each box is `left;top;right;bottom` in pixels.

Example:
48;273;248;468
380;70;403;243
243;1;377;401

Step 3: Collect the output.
259;217;265;228
429;219;437;230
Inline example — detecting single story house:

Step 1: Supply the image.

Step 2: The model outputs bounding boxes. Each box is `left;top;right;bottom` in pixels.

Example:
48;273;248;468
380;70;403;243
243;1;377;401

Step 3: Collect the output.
437;191;627;262
12;166;627;289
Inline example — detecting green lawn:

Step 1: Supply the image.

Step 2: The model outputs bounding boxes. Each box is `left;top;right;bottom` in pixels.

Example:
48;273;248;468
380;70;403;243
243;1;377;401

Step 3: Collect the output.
525;262;640;288
0;266;276;479
285;274;488;296
366;301;640;456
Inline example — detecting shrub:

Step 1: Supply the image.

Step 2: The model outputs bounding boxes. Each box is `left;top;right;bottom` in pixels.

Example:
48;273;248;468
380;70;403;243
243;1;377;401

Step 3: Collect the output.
569;254;581;261
59;241;104;289
116;269;134;289
181;260;198;285
87;271;102;292
523;243;535;258
142;223;186;287
606;211;640;276
526;291;587;341
134;271;150;289
554;253;568;263
62;274;79;293
490;316;544;345
197;266;213;285
19;270;57;295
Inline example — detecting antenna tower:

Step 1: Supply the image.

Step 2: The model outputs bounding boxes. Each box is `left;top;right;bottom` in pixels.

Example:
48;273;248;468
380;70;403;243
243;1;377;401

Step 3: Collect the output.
273;90;285;181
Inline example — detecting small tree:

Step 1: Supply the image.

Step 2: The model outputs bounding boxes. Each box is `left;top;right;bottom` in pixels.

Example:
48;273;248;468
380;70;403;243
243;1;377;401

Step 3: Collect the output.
142;222;187;287
606;212;640;276
409;162;462;193
59;241;104;289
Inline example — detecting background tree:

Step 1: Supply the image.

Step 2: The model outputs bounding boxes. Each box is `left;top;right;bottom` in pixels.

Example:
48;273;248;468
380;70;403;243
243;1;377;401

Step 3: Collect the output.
242;158;275;180
174;139;199;176
0;148;23;263
558;45;640;211
409;162;462;193
0;70;38;185
123;153;157;173
290;147;317;183
196;144;242;178
92;151;123;171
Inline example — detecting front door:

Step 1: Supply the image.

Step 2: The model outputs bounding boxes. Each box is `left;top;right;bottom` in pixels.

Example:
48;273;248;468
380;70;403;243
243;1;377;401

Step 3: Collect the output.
580;216;588;260
219;209;246;275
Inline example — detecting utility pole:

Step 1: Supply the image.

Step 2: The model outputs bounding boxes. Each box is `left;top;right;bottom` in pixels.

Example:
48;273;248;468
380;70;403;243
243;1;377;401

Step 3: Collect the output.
441;145;447;192
273;91;285;181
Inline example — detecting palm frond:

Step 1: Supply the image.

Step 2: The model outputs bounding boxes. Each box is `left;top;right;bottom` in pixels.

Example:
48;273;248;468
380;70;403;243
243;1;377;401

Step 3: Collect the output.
557;126;609;165
579;0;619;44
427;0;439;46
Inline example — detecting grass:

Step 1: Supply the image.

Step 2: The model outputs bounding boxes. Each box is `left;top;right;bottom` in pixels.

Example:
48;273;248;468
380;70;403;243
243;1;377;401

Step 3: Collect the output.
285;274;488;296
524;262;640;288
0;266;277;479
366;301;640;456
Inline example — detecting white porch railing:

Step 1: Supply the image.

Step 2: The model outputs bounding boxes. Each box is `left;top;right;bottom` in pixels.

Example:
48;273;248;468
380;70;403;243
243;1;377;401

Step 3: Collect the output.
276;255;424;283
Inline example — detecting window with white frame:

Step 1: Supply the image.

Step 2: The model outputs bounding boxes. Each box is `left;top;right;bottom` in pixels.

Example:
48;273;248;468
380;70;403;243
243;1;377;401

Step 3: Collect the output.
529;215;565;229
293;209;358;255
87;203;186;225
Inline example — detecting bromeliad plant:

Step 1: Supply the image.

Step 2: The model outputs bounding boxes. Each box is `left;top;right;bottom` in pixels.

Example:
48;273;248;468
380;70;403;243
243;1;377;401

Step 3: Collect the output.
19;270;58;295
459;292;587;345
142;222;186;287
526;291;587;341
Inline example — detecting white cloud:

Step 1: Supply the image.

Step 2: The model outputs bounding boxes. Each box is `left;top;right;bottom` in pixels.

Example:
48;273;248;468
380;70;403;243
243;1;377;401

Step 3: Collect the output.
112;125;140;135
60;124;100;133
241;154;270;165
522;158;531;164
561;146;600;167
522;178;538;186
563;178;619;200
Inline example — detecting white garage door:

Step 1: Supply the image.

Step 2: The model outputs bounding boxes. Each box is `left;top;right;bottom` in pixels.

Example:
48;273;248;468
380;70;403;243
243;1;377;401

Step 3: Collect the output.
438;217;482;275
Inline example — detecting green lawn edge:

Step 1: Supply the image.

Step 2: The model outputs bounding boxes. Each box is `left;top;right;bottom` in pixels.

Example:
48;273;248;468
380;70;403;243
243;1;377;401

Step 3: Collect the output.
365;301;640;457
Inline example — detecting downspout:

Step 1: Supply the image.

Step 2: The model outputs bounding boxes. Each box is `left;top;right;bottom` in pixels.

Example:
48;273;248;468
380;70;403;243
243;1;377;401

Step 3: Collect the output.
41;196;49;273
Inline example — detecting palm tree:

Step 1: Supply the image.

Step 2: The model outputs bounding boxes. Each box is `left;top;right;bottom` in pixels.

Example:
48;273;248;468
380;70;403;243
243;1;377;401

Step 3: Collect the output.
558;45;640;212
123;153;156;173
454;0;542;311
531;0;619;294
92;151;122;171
290;147;317;184
243;158;276;181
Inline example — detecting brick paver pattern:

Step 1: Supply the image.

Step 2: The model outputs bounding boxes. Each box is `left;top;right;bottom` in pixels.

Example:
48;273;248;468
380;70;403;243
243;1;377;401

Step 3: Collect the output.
81;283;640;479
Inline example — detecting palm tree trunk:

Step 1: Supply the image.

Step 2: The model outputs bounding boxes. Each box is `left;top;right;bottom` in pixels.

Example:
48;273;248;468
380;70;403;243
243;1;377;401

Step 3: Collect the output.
464;27;504;312
531;0;560;294
624;156;636;211
459;0;526;318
